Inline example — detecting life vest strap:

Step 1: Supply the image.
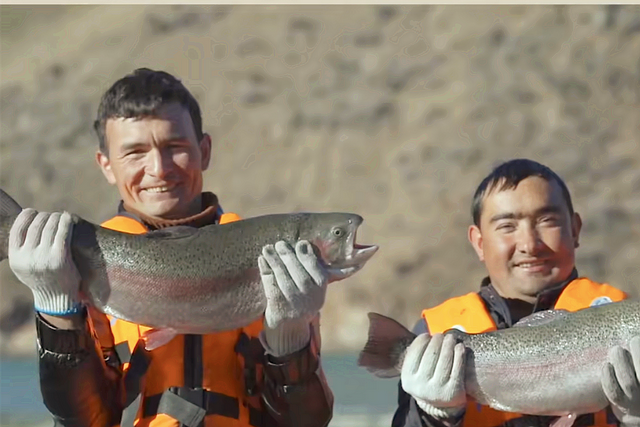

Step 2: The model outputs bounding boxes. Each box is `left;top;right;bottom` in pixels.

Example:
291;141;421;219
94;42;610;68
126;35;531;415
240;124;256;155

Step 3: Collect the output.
121;341;151;427
115;341;132;364
142;387;267;427
144;388;210;427
235;332;265;396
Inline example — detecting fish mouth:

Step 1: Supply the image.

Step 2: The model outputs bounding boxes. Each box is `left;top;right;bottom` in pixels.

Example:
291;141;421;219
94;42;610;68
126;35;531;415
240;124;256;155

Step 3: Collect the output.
326;228;379;282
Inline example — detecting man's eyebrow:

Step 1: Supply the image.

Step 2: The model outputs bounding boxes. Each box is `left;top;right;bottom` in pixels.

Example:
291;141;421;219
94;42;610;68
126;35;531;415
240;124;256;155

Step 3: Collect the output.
489;206;563;223
120;141;148;151
120;136;187;151
535;205;563;216
489;212;518;223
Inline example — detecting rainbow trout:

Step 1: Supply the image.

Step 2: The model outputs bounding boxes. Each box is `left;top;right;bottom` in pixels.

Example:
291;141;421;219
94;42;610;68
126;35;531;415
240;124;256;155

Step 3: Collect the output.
358;299;640;427
0;189;378;349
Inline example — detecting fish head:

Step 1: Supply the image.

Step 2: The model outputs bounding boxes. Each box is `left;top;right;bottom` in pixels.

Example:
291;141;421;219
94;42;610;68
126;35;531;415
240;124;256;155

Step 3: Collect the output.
301;213;378;282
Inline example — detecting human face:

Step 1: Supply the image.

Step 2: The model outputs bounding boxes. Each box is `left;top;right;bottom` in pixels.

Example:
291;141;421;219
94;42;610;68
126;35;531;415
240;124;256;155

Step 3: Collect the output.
468;176;582;303
96;102;211;219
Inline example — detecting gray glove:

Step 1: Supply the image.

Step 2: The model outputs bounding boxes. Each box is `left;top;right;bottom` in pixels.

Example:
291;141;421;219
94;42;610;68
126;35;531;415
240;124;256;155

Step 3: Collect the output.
8;208;82;316
401;332;467;420
258;240;329;357
602;335;640;427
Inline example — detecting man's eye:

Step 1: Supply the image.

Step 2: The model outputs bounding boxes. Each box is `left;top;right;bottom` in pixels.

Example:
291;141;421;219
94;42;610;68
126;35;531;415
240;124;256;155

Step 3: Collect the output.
540;216;559;224
497;223;515;231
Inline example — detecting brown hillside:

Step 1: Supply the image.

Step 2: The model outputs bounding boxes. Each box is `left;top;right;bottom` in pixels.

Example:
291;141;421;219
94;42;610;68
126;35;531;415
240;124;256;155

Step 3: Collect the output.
1;5;639;356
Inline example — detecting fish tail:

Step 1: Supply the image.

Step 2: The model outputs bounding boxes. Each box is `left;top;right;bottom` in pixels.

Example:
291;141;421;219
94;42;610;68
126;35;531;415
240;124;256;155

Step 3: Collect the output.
0;188;23;261
357;312;418;378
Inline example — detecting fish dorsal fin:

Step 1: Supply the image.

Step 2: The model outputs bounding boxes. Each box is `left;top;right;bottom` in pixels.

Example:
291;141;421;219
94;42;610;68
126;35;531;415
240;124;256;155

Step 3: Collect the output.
513;309;570;327
142;226;199;240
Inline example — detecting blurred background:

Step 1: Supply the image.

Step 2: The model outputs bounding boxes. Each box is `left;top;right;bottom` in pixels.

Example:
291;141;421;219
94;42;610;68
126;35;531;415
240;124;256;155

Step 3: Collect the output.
1;4;639;426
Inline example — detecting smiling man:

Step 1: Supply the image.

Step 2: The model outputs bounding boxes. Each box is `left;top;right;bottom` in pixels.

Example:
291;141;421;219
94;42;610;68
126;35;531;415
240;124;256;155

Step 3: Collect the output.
392;159;640;427
8;68;335;427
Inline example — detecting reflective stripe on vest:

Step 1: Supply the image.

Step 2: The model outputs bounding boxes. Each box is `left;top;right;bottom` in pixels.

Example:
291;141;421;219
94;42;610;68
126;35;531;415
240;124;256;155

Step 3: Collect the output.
421;278;628;427
94;212;267;427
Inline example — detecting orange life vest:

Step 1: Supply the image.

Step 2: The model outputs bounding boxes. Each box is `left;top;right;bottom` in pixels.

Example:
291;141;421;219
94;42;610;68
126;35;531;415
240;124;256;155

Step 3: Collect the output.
90;211;266;427
421;278;628;427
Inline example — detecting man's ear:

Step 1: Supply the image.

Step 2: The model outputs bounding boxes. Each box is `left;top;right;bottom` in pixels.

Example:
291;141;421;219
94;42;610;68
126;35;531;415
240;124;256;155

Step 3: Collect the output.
199;133;212;171
571;212;582;248
96;150;117;185
468;224;485;262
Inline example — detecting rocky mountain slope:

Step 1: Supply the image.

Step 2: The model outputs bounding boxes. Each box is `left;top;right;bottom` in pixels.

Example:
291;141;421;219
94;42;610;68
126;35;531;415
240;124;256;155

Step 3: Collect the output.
1;5;639;356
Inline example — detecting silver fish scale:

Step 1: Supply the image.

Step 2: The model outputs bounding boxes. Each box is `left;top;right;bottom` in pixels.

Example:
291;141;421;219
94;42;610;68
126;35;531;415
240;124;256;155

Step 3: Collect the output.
459;299;640;416
64;212;363;333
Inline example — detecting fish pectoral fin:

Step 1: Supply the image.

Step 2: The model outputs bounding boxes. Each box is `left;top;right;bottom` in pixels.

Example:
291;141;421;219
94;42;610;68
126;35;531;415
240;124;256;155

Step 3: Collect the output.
142;328;179;351
513;309;570;328
550;413;578;427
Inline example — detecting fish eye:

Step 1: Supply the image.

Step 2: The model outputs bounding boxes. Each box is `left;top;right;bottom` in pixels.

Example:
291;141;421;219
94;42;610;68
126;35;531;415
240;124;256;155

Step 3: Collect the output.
332;227;344;237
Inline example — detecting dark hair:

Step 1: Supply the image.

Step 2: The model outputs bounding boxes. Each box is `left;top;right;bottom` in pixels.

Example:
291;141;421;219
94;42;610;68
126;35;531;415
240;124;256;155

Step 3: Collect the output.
471;158;575;226
93;68;204;154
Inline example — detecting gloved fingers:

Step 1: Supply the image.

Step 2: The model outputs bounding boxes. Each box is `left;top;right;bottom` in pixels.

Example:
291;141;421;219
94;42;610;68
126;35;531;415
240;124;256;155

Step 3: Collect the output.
603;352;627;406
258;252;272;276
295;240;328;289
274;241;313;294
24;211;51;248
259;254;287;326
629;336;640;386
9;208;38;249
42;212;62;247
402;333;430;378
433;334;457;383
261;244;299;302
611;345;638;400
419;333;444;380
450;343;466;388
259;253;279;295
53;212;74;249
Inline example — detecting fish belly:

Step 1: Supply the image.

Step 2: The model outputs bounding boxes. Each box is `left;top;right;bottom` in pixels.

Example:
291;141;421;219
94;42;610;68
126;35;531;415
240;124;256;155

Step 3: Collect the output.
87;263;267;333
78;218;286;332
466;343;609;416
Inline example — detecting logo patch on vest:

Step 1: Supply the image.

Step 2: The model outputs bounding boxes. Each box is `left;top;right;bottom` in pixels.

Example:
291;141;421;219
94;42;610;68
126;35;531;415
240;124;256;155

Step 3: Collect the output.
590;296;613;307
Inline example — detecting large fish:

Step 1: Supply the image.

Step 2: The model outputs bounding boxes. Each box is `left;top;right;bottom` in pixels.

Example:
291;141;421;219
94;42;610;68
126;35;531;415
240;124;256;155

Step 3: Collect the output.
357;299;640;427
0;189;378;349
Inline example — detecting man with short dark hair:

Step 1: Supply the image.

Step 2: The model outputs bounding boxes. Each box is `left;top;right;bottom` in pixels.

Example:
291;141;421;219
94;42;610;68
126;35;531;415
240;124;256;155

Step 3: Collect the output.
392;159;640;427
8;68;335;427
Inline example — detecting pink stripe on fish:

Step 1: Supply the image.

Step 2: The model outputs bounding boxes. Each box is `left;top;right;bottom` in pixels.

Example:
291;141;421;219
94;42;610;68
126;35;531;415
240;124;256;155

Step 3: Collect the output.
104;264;257;301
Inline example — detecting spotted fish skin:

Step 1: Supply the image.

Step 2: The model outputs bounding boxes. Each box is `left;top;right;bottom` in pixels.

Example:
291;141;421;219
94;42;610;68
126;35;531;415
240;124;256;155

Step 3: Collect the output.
0;188;378;334
358;299;640;419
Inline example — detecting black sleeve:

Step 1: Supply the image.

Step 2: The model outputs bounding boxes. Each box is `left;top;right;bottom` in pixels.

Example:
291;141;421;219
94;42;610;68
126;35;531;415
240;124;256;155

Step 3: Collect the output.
36;311;124;427
390;318;465;427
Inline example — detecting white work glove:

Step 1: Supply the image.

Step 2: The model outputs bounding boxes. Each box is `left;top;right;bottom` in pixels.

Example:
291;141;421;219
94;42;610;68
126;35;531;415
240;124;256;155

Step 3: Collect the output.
258;240;329;357
401;332;467;420
8;208;82;316
602;335;640;427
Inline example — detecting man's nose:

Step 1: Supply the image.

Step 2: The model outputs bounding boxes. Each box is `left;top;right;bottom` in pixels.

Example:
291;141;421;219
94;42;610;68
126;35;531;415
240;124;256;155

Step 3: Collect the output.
517;225;543;254
147;149;173;178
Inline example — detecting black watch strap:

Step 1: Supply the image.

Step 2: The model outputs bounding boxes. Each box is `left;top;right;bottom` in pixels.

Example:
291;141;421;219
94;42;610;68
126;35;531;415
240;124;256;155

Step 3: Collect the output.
35;310;92;354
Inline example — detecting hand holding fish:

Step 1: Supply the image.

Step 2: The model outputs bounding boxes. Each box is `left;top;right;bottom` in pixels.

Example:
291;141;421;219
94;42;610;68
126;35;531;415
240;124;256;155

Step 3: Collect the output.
258;240;329;357
602;335;640;426
400;332;467;420
8;208;82;316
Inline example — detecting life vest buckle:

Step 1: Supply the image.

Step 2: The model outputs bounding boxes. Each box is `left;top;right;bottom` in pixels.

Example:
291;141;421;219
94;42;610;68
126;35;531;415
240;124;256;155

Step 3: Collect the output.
170;386;207;410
